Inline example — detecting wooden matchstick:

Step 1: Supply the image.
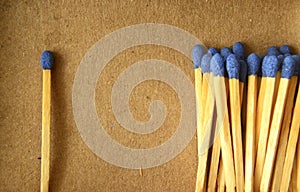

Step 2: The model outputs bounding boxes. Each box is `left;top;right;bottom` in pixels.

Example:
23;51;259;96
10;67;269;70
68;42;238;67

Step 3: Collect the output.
280;81;300;191
254;56;279;191
297;131;300;192
212;53;236;191
40;50;54;192
271;55;299;191
226;54;244;191
193;45;209;192
245;53;260;192
260;56;295;191
217;158;225;192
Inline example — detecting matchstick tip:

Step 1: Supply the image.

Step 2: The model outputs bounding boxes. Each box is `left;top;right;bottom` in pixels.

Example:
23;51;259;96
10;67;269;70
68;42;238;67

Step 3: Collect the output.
232;42;245;59
192;44;206;69
247;53;260;76
239;59;247;82
291;55;300;76
208;47;219;55
266;46;280;56
201;53;212;73
220;47;232;60
226;54;240;79
211;53;225;77
40;50;54;70
280;44;292;55
262;55;279;77
281;56;295;79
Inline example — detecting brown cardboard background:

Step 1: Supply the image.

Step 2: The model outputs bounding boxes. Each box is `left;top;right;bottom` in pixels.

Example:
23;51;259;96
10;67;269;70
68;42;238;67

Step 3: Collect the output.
1;0;300;191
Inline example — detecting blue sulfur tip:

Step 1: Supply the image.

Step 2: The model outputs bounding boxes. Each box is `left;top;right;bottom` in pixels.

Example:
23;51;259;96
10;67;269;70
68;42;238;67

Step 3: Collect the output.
40;50;54;70
266;46;280;56
220;47;232;60
280;44;292;55
232;42;245;59
226;54;240;79
292;55;300;76
277;54;284;69
192;44;206;69
211;53;225;77
262;56;279;77
281;56;295;79
208;47;218;55
239;60;247;82
201;53;212;73
247;53;260;75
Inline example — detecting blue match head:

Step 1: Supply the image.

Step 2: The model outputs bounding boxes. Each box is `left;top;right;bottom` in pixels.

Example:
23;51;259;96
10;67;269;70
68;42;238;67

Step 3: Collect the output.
291;55;300;76
280;44;291;55
239;60;247;82
284;53;291;57
201;53;212;73
281;56;295;79
40;50;54;70
220;47;232;60
226;54;240;79
211;53;225;77
247;53;260;76
208;47;218;55
262;56;279;77
232;42;245;59
277;54;284;68
192;44;206;69
266;46;280;56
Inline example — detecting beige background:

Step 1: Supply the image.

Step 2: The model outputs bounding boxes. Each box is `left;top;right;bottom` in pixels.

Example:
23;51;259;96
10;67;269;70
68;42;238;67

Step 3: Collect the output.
1;0;300;191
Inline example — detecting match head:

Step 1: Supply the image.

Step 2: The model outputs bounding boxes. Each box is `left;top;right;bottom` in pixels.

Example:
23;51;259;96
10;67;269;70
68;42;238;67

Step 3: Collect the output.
192;44;206;69
281;56;295;79
266;46;280;56
239;60;247;82
247;53;260;75
201;53;212;73
280;44;292;55
208;47;218;55
232;42;245;59
277;54;284;68
262;56;279;77
40;50;54;70
211;53;225;77
220;47;232;60
226;54;240;79
292;55;300;76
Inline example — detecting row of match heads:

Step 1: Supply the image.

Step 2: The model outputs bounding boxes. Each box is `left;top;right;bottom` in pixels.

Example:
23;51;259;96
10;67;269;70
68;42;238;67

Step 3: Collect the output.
192;42;300;80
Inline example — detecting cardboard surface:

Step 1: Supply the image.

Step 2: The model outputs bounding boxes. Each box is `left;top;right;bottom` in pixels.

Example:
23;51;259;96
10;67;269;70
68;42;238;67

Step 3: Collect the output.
1;0;300;191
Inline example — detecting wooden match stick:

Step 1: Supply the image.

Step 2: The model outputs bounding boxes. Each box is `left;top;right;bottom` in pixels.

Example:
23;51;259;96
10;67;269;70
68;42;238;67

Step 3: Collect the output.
245;53;260;192
226;54;244;191
260;56;295;191
254;56;279;191
297;130;300;192
280;80;300;191
271;55;299;191
40;50;54;192
211;53;236;191
217;158;225;192
192;45;209;192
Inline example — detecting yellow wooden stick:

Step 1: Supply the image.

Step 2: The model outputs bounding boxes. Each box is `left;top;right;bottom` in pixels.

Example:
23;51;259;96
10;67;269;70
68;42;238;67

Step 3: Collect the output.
245;75;258;192
212;54;236;191
254;55;279;192
40;50;54;192
217;158;225;192
226;54;244;191
260;78;290;191
207;134;221;192
255;77;266;151
271;76;298;191
280;85;300;191
297;132;300;192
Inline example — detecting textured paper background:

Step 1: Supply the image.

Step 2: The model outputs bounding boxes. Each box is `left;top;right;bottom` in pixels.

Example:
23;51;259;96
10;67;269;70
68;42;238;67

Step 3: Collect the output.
1;0;300;191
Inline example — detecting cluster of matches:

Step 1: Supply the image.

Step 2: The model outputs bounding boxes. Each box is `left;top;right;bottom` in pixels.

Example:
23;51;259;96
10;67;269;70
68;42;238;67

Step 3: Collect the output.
193;43;300;192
